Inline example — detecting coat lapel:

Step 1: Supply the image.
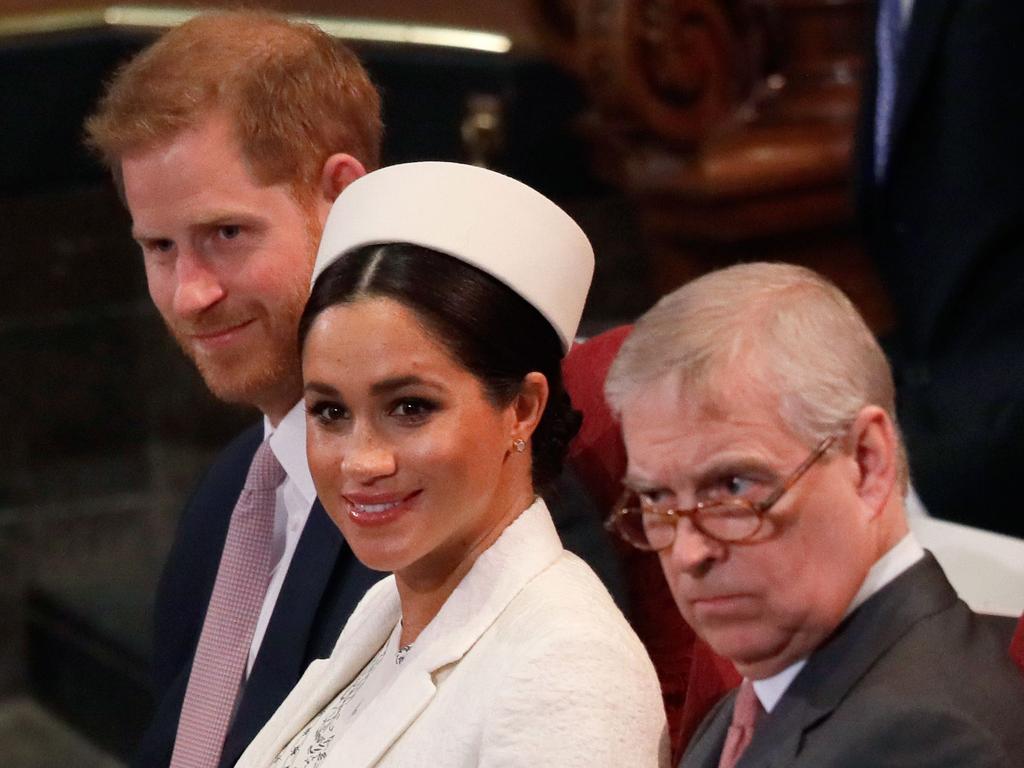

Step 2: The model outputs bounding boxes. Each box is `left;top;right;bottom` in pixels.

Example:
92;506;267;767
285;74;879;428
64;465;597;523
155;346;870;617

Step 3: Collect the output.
735;554;958;767
242;579;403;766
332;664;438;768
679;692;734;768
239;500;564;767
412;498;565;671
886;0;957;168
335;499;566;768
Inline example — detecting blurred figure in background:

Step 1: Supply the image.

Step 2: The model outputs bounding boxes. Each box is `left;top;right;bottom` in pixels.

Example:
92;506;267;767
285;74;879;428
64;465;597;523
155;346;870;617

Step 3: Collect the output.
855;0;1024;536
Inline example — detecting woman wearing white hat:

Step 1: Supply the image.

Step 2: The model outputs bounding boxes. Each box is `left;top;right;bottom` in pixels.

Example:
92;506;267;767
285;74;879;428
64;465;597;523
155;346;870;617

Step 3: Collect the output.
235;162;667;768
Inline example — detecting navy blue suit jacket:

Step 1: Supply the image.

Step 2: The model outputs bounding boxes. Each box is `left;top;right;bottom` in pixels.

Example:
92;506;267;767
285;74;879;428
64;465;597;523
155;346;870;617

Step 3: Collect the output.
130;424;384;768
855;0;1024;534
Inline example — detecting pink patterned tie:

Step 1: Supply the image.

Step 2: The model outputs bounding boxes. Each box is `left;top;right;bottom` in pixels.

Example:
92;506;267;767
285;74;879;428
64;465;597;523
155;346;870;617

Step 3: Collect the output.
718;680;763;768
169;439;284;768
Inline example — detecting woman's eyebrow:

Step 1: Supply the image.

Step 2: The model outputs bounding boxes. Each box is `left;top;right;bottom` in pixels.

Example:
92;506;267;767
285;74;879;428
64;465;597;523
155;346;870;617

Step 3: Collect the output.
369;375;445;396
303;381;339;397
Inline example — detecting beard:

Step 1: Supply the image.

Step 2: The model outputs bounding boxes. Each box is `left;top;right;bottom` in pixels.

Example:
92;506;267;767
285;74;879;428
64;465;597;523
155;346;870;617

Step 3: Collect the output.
159;195;322;416
189;331;301;409
166;286;306;414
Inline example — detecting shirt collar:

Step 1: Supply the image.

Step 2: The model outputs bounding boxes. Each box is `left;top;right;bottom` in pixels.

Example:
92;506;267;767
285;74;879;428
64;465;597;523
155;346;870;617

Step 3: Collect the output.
264;402;316;505
751;531;925;712
846;531;925;616
752;659;806;713
901;0;915;27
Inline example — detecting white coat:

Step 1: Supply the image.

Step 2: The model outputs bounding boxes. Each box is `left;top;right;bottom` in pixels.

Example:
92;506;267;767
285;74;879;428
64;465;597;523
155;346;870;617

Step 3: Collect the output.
236;499;669;767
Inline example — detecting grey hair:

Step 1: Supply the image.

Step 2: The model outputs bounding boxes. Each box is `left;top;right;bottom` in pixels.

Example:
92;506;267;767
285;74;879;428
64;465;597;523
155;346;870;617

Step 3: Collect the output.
605;262;908;488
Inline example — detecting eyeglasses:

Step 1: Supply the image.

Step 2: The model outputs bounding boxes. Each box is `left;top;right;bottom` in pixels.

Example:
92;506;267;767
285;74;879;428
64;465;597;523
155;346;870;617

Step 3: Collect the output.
605;433;840;551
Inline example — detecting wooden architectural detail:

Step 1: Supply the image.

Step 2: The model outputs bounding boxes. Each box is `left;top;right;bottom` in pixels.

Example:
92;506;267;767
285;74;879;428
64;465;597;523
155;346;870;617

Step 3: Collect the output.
571;0;892;330
531;0;580;44
576;0;751;146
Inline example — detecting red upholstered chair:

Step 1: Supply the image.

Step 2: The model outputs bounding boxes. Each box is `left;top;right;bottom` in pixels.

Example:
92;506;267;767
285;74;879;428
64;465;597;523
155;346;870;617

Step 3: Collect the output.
562;326;740;762
1012;614;1024;673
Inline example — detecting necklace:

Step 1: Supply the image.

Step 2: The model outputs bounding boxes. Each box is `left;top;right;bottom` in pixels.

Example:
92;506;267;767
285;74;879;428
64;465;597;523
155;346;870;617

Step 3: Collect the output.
394;620;413;665
395;641;413;665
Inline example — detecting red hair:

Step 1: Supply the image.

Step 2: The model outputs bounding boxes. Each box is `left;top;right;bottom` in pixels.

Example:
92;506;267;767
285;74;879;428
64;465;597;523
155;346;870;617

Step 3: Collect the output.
85;10;382;192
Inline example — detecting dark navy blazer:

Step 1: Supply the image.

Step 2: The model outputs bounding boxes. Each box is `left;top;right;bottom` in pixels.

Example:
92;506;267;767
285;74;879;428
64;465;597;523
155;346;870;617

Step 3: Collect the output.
855;0;1024;535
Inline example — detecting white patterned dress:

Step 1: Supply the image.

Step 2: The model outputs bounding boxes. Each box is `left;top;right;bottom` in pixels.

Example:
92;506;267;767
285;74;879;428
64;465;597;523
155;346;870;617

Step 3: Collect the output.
271;623;411;766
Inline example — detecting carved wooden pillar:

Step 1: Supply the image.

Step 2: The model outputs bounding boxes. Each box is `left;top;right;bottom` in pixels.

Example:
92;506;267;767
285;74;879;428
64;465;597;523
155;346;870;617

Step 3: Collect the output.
573;0;891;330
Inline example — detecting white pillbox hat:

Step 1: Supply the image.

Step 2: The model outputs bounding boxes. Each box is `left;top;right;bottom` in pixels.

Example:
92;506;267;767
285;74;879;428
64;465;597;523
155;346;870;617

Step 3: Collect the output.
311;161;594;352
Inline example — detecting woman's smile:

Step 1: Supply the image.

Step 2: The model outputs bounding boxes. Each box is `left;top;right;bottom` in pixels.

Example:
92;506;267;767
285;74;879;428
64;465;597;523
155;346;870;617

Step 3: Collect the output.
344;490;423;526
303;297;526;582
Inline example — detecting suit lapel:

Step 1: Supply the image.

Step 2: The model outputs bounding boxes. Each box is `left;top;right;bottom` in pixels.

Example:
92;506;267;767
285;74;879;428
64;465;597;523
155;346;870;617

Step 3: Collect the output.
679;691;735;768
221;501;346;766
332;663;438;768
886;0;956;167
244;580;403;766
736;554;958;766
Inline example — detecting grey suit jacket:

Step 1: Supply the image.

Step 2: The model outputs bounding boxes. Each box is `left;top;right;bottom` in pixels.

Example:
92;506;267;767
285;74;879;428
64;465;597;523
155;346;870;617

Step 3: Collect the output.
681;554;1024;767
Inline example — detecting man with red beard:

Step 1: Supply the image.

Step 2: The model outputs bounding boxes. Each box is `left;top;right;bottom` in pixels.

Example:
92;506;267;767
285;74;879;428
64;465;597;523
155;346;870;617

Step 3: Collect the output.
86;11;383;768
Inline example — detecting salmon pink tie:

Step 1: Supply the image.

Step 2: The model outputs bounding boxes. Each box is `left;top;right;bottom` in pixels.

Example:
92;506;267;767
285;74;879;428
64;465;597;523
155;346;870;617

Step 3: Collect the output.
169;439;284;768
718;680;763;768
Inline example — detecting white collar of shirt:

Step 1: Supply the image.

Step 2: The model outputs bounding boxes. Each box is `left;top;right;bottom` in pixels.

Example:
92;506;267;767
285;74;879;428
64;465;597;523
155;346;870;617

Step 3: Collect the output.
264;402;315;504
751;532;925;712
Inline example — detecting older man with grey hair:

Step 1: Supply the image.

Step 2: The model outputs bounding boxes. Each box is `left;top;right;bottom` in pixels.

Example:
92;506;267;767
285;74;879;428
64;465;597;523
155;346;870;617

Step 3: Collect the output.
604;262;1024;768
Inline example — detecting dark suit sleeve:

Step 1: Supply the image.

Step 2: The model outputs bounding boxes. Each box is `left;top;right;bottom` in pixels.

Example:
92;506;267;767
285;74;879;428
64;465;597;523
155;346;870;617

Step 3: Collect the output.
853;0;1024;534
802;704;1019;768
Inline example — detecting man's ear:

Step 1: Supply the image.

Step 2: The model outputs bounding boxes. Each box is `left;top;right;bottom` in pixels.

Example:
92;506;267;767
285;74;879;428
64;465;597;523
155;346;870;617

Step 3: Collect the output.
508;372;549;446
848;405;898;517
319;153;366;203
